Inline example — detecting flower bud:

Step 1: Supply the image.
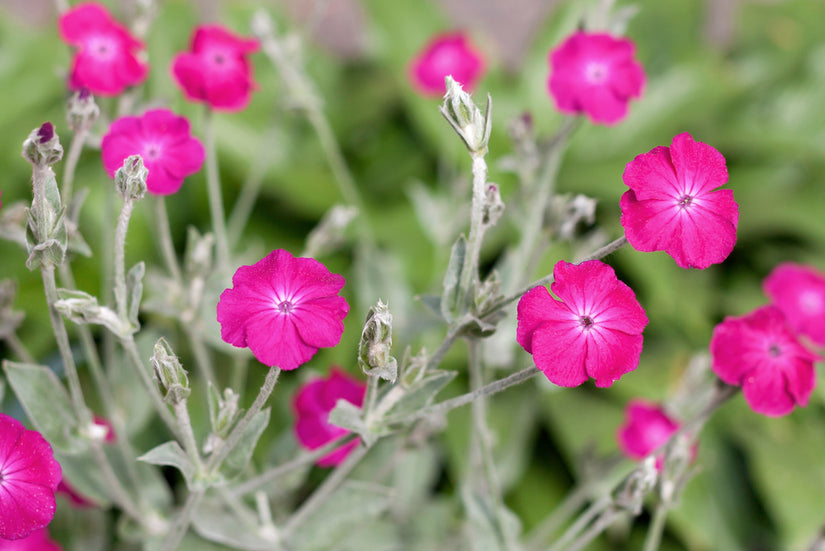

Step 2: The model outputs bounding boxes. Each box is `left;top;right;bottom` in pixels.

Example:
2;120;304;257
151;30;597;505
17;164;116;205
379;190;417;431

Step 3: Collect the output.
115;155;148;201
207;383;241;439
481;183;504;228
151;338;190;404
22;122;64;167
184;227;214;280
614;456;658;515
358;300;398;382
66;89;100;133
546;193;597;240
439;76;492;154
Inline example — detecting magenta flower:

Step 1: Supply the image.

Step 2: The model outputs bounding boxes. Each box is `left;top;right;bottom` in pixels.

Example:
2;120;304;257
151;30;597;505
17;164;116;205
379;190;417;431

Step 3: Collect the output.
516;260;648;388
547;31;645;125
217;249;349;370
409;32;485;96
620;133;739;269
101;109;205;195
171;26;259;112
0;528;62;551
616;400;681;470
0;414;62;541
764;263;825;346
710;305;820;417
292;368;366;467
58;2;148;96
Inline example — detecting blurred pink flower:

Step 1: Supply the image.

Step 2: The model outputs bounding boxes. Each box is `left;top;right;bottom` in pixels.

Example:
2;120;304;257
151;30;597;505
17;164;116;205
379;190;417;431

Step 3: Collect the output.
0;528;62;551
547;31;644;125
56;416;114;508
409;32;485;96
620;133;738;269
710;305;820;417
171;26;259;111
516;260;648;388
292;368;366;467
217;249;349;370
616;400;682;470
764;263;825;346
101;109;205;195
0;414;62;541
58;2;148;96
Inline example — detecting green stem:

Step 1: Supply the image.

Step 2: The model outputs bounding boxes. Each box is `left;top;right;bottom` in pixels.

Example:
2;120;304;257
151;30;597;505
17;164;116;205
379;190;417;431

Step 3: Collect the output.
456;153;489;313
61;124;88;205
154;196;183;284
230;433;356;497
113;198;134;320
642;502;669;551
185;326;216;386
385;366;539;425
547;496;612;551
563;507;620;551
173;399;204;471
281;445;368;538
203;109;231;270
4;333;35;364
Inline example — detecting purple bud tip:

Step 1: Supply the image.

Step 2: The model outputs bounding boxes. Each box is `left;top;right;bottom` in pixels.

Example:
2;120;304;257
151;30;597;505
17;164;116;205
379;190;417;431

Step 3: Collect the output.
487;184;498;193
78;88;91;101
37;122;54;144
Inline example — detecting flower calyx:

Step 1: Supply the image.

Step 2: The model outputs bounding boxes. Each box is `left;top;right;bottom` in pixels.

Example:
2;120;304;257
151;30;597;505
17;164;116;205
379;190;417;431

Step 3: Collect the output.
151;338;190;404
440;76;492;155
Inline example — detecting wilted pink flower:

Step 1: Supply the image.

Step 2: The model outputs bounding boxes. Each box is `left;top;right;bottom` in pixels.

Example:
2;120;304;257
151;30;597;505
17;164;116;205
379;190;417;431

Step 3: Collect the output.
217;249;349;370
764;263;825;346
292;368;366;467
171;26;259;111
710;305;820;417
547;31;645;125
0;414;62;541
517;260;648;387
58;2;148;96
620;133;738;269
409;32;485;96
0;528;62;551
617;400;681;470
101;109;205;195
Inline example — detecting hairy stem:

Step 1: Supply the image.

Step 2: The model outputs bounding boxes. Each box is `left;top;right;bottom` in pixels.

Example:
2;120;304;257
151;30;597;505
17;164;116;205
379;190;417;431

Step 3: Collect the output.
204;109;231;270
154;196;183;284
641;501;669;551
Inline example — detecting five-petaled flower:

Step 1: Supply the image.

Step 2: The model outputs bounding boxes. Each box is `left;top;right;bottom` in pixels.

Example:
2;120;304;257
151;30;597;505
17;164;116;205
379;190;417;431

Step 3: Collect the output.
547;31;645;125
58;2;149;96
517;260;648;387
217;249;349;370
0;413;62;541
620;132;739;269
171;25;260;111
292;368;366;467
764;263;825;347
710;305;820;417
101;109;205;195
0;528;63;551
409;32;485;96
616;400;683;470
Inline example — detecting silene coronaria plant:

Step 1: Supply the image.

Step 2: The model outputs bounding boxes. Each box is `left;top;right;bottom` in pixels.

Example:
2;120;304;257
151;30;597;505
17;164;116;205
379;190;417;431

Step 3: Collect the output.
1;1;824;550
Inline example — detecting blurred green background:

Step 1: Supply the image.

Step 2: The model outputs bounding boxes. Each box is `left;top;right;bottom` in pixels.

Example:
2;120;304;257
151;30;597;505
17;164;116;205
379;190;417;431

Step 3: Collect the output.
2;0;825;549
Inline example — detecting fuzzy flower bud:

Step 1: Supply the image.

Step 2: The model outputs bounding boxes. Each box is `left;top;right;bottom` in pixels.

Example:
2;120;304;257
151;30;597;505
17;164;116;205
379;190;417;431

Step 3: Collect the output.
481;183;504;228
151;338;190;404
439;76;492;154
22;122;64;167
66;89;100;133
115;155;148;201
208;383;241;439
358;300;397;382
614;456;658;515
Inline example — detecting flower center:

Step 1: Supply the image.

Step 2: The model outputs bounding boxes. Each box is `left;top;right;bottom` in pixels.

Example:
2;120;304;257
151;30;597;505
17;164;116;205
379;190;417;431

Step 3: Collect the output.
768;343;782;358
276;300;294;315
579;315;595;330
213;53;226;65
87;35;118;60
677;194;693;209
584;62;608;84
144;144;162;161
800;290;823;314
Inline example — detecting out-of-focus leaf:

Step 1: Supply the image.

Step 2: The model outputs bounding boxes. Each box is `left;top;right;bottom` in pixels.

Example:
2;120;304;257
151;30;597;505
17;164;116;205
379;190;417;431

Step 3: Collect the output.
221;407;271;479
138;441;195;489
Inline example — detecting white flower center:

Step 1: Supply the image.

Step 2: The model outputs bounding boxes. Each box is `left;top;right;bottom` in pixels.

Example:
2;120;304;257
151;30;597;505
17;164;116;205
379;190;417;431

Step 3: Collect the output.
799;290;823;314
276;299;294;315
584;62;608;84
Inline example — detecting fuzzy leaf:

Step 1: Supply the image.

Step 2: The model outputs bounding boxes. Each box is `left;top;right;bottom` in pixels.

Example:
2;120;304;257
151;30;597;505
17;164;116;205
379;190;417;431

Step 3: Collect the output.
441;234;467;322
138;441;196;489
387;369;457;420
126;261;145;326
221;407;270;479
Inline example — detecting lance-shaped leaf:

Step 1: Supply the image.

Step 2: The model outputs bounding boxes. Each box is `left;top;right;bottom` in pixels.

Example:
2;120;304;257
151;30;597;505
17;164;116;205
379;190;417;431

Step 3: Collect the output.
385;369;457;421
221;407;270;479
441;234;467;322
138;441;196;489
126;261;145;327
55;288;135;337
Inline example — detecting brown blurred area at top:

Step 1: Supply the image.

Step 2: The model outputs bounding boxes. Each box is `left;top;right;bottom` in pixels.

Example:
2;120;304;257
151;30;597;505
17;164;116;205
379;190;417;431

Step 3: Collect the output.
3;0;775;68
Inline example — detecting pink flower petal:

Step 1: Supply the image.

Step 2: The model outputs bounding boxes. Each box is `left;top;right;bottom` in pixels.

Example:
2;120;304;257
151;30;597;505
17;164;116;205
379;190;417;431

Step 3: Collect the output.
585;329;644;388
409;32;486;96
516;286;562;353
531;320;589;387
764;263;825;346
58;2;113;44
669;133;728;196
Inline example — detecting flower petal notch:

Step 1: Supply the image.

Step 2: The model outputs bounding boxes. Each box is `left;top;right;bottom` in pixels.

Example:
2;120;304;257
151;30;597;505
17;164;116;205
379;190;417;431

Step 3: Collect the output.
617;400;682;470
217;249;349;370
547;31;645;125
171;25;260;112
58;2;149;96
101;109;205;196
620;133;738;269
0;413;62;541
516;260;648;388
409;32;485;96
292;368;366;467
710;305;820;417
764;262;825;346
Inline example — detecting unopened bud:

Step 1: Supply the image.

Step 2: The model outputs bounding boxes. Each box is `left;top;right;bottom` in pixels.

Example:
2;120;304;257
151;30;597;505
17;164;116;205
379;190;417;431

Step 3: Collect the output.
481;183;504;228
439;76;492;154
614;456;658;515
151;338;190;404
66;89;100;133
358;299;397;382
207;382;241;439
473;269;501;313
115;155;148;201
22;122;64;167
